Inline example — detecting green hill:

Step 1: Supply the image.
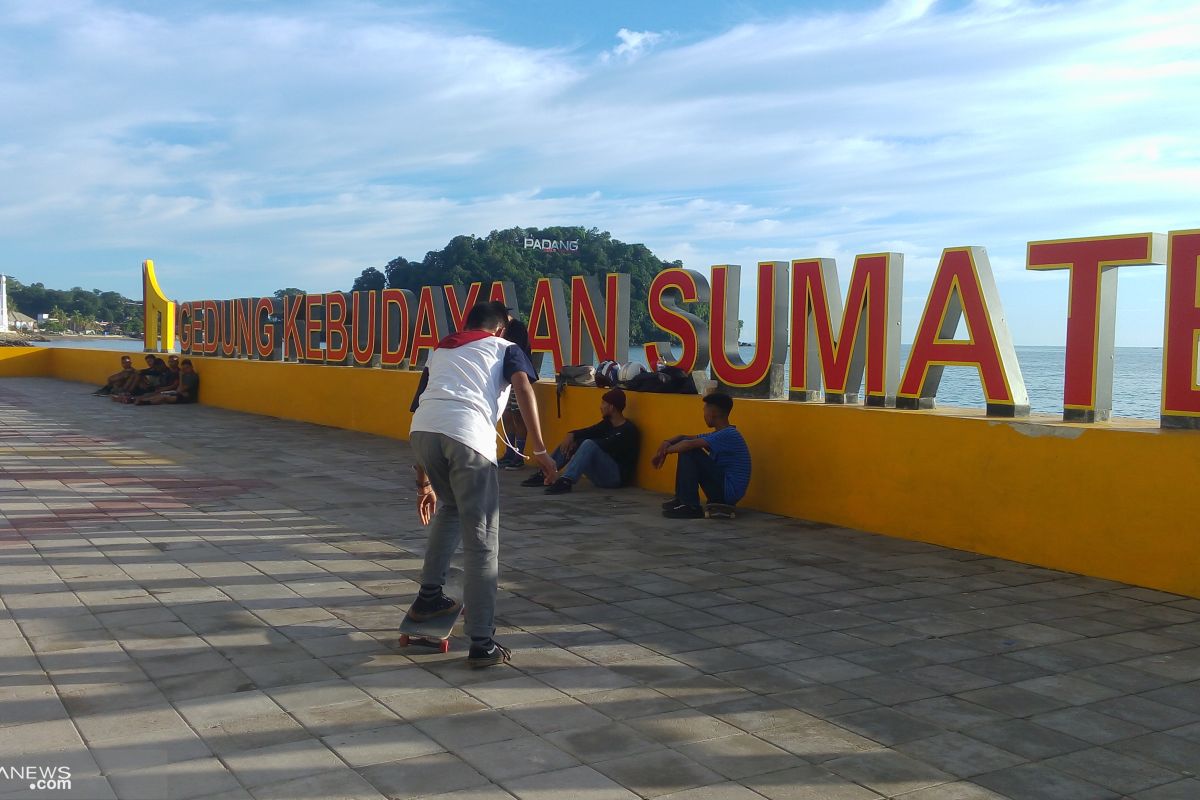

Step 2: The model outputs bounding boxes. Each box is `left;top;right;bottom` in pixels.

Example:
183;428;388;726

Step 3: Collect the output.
350;226;688;345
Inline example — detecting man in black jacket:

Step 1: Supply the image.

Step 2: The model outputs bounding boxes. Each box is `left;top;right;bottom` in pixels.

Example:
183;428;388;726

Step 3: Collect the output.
523;389;640;494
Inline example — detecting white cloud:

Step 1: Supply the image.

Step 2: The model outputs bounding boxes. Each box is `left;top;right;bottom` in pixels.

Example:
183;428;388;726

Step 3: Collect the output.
603;28;664;63
0;0;1196;346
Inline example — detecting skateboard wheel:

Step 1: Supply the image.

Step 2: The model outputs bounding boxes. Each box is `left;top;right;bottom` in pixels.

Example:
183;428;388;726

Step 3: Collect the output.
439;639;450;654
398;634;410;647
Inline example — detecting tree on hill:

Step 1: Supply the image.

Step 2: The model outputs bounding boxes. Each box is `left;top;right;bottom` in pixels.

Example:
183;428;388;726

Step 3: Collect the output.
358;226;697;345
5;279;140;331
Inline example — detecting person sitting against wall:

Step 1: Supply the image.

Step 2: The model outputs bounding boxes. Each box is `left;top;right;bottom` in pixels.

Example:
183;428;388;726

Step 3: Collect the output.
93;355;137;396
522;388;640;495
652;392;751;519
133;355;182;402
134;359;200;405
112;355;168;402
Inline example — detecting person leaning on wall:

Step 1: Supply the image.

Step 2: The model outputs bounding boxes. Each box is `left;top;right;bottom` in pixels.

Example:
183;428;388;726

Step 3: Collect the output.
652;392;751;520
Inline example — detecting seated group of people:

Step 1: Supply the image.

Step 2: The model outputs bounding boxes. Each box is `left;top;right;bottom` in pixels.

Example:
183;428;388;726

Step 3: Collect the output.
95;354;200;405
514;387;752;519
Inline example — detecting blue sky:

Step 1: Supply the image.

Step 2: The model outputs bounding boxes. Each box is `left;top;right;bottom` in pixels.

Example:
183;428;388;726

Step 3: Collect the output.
1;0;1196;345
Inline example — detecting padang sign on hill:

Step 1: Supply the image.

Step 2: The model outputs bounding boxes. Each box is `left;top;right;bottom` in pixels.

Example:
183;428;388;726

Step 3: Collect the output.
142;229;1200;430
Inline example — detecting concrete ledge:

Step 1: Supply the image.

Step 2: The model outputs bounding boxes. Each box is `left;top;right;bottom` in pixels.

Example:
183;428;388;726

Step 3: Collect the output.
7;345;1197;598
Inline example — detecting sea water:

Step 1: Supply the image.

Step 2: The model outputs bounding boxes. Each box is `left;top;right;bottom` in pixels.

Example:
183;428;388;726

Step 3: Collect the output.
609;344;1163;421
42;338;1163;420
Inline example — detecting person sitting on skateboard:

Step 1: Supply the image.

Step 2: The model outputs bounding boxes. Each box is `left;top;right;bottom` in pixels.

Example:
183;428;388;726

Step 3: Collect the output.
652;392;751;519
523;388;640;494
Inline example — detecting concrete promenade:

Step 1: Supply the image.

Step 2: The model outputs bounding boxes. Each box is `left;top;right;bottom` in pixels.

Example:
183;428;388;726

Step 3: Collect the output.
1;377;1198;800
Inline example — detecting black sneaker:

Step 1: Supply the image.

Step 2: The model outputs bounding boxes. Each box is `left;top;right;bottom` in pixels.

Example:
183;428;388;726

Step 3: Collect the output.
406;593;462;622
661;497;680;510
467;639;512;668
520;471;546;487
498;454;525;470
545;477;572;495
663;503;704;519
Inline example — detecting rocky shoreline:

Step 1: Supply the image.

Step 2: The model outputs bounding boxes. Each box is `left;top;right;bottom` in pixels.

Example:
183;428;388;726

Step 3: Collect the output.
0;331;50;347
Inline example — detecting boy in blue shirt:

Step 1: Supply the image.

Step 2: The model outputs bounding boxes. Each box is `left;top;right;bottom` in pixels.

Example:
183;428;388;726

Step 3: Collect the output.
652;392;751;519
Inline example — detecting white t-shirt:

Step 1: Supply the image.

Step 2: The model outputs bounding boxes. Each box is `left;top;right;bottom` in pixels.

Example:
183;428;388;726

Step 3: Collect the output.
409;331;538;462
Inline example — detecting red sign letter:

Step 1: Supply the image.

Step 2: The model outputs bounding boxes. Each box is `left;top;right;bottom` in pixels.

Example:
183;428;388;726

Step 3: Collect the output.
645;269;710;372
1028;233;1165;421
1162;230;1200;429
898;247;1028;416
709;262;788;394
569;273;630;364
528;277;568;373
790;253;902;406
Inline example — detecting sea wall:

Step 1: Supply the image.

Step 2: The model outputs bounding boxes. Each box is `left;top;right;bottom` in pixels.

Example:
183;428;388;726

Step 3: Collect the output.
6;346;1198;598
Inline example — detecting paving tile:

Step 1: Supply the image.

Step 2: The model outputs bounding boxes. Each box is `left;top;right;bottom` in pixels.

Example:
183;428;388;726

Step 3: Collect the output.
824;748;954;795
456;734;579;782
675;733;801;779
1085;695;1199;730
1132;779;1200;799
502;765;639;800
829;707;943;745
323;723;444;767
377;687;487;721
249;767;387;800
106;756;242;800
591;747;725;797
656;783;772;800
1108;731;1200;773
360;752;489;799
544;721;664;763
744;763;883;799
625;709;744;746
415;709;530;750
973;762;1120;800
219;738;344;788
965;719;1089;760
895;732;1025;777
1030;705;1151;744
1043;746;1183;795
892;782;1007;799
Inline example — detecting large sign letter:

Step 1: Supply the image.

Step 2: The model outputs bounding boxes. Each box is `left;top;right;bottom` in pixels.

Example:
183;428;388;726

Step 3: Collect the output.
645;269;710;372
142;259;175;352
1162;230;1200;429
444;283;483;332
790;253;903;406
1028;233;1166;421
898;247;1029;417
569;273;630;365
409;286;448;368
528;277;568;373
381;289;415;368
710;262;788;398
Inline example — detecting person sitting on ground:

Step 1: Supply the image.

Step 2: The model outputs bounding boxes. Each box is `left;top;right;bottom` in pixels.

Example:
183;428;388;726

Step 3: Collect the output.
93;355;137;395
134;359;200;405
497;309;533;469
652;392;751;519
113;355;169;401
524;388;641;495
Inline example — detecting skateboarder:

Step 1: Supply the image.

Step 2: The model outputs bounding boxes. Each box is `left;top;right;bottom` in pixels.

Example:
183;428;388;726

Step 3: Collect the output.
652;392;751;519
407;301;557;667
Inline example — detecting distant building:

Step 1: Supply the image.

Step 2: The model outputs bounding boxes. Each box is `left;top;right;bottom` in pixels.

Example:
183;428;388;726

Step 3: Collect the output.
10;311;35;331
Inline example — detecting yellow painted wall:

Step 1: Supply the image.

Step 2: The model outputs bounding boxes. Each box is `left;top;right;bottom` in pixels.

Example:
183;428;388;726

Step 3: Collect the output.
6;346;1199;597
0;347;53;377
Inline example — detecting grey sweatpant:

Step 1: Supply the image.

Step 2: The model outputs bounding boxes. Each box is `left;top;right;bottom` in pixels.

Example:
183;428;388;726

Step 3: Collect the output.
410;431;499;641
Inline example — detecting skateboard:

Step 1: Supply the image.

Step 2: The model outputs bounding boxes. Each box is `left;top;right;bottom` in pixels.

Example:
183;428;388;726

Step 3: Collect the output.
398;605;464;653
705;502;737;520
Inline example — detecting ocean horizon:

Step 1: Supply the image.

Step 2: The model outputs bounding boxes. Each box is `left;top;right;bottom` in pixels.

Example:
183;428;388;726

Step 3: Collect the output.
37;338;1164;421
